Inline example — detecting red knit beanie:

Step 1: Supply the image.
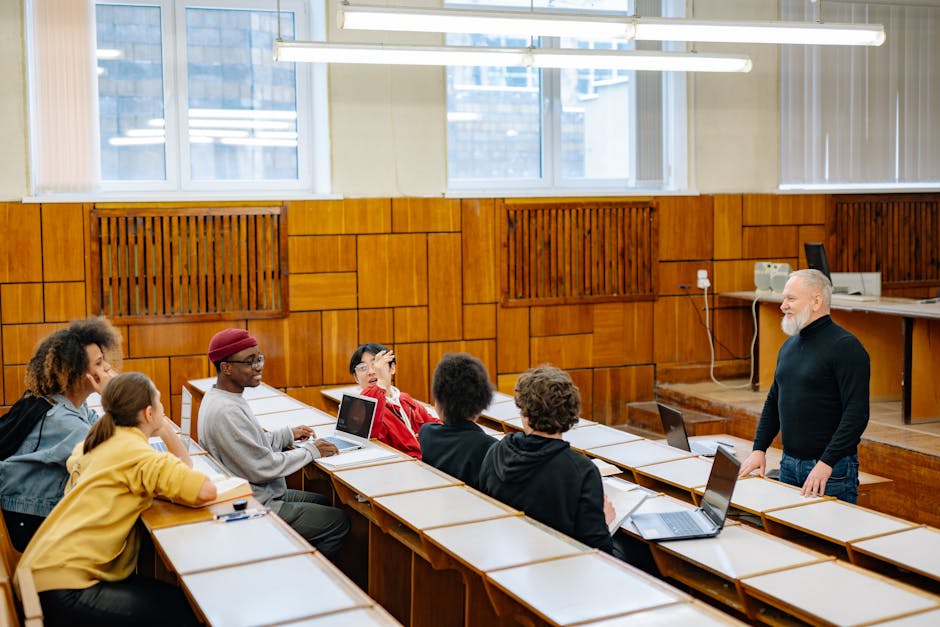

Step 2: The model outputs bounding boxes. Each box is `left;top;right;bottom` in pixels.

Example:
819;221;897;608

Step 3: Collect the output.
208;328;258;362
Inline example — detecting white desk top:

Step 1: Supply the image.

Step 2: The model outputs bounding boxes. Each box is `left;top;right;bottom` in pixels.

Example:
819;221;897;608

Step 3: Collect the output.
281;607;401;626
247;394;307;415
563;425;641;451
321;385;362;403
153;515;309;575
482;400;521;422
423;516;587;573
765;499;914;544
634;456;713;491
314;445;406;470
590;440;694;469
182;553;368;626
657;524;825;580
704;476;824;514
850;526;940;582
870;608;940;626
740;561;939;626
580;601;745;626
723;291;940;320
486;552;681;626
255;407;337;432
332;460;459;498
373;486;516;531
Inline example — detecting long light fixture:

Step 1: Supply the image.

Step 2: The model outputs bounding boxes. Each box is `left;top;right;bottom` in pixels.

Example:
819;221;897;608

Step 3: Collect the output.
273;40;753;72
337;5;886;47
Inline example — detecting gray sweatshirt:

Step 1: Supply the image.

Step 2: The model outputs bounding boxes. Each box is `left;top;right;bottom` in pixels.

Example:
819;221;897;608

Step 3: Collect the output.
197;386;316;509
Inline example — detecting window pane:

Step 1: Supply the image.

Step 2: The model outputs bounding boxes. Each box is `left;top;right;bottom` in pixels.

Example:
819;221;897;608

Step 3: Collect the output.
446;34;542;181
96;3;167;182
186;8;299;181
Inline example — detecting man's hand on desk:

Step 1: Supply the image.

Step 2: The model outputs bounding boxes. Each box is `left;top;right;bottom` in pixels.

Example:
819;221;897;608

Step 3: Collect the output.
291;425;316;441
739;450;766;478
307;439;339;458
801;461;831;498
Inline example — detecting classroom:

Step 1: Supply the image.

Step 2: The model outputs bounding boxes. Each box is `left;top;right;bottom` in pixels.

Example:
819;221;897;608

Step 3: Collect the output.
1;0;939;625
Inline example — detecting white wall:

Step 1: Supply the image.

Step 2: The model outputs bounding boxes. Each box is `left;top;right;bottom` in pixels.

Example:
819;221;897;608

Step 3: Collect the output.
0;0;781;201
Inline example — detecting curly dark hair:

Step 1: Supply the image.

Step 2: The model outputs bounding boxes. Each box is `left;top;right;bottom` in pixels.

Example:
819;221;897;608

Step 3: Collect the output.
432;352;494;425
24;317;122;397
515;365;581;434
348;342;395;375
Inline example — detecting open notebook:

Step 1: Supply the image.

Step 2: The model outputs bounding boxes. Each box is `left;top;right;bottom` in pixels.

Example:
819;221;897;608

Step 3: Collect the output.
603;477;648;533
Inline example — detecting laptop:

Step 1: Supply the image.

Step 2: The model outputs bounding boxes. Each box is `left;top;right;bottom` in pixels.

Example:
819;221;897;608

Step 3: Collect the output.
657;403;732;457
322;393;378;452
630;446;741;541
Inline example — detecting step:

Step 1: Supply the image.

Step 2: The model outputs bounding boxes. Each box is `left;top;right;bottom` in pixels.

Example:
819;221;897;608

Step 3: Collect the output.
625;401;730;437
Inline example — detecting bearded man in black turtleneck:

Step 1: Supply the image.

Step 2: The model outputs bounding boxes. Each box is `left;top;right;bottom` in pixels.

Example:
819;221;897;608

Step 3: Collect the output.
739;269;870;503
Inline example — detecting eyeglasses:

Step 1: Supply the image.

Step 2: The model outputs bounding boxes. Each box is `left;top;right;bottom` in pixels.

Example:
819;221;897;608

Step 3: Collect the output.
224;354;265;369
353;363;369;375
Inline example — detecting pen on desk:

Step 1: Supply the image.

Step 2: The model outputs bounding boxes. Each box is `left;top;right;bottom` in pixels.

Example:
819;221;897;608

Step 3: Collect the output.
215;507;269;523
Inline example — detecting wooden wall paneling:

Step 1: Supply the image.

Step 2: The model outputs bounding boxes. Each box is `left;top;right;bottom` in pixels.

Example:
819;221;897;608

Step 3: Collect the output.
43;282;86;322
358;309;393;345
286;199;391;235
1;283;43;324
284;387;329;411
496;373;520;396
568;368;594;421
529;304;592;337
393;307;429;344
247;318;289;389
127;320;237;360
357;234;428;309
288;235;357;273
1;322;64;364
392;342;430;405
657;261;709;296
123;357;171;408
831;310;903;401
427;232;462;341
911;319;940;420
284;312;323;387
530;333;593;370
2;365;25;406
40;203;85;283
713;306;755;361
652;296;712;364
713;194;743;260
169;355;210;397
0;202;43;283
428;340;497;392
497;305;529;374
655;196;713;261
592;366;655;425
591;302;654;367
758;303;787;390
289;272;358;311
461;199;498;304
321;310;360;385
391;198;461;233
742;194;827;226
463;303;496;340
742;226;799;260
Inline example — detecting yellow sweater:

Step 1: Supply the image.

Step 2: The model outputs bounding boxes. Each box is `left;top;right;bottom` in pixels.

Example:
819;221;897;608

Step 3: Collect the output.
18;426;206;593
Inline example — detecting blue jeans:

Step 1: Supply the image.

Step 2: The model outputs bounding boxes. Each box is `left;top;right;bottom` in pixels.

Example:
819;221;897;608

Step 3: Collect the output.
779;453;860;504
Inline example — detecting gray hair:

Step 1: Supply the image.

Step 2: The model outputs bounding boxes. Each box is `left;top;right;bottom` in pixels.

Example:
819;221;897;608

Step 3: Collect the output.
789;268;832;309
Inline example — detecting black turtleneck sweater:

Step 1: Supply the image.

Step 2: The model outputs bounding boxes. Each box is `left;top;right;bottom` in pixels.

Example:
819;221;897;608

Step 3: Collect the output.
754;315;870;467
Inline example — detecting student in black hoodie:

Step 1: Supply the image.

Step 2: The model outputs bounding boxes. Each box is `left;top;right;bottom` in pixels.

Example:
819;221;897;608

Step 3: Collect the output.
478;365;614;554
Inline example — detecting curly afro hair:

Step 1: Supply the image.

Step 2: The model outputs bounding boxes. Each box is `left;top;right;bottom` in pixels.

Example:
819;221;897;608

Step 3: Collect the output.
24;316;122;397
432;352;494;424
514;365;581;434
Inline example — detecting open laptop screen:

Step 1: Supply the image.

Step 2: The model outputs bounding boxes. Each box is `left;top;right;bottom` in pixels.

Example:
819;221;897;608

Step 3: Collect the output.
699;447;741;527
658;403;691;452
336;393;377;439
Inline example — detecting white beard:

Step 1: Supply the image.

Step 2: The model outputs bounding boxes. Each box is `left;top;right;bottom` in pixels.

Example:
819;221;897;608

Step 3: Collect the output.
781;307;811;336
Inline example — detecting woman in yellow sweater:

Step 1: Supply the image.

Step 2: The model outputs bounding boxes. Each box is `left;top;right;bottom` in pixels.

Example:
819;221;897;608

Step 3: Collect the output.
16;372;217;626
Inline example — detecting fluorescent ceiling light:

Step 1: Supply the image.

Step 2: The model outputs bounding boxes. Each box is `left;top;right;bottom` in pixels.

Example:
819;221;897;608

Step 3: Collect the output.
273;40;752;72
337;5;885;46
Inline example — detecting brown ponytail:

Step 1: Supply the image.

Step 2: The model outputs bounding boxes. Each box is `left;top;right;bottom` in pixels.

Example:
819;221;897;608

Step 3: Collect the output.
82;372;157;454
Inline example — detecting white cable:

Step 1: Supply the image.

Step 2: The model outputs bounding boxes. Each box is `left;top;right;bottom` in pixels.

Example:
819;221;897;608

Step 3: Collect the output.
703;285;758;389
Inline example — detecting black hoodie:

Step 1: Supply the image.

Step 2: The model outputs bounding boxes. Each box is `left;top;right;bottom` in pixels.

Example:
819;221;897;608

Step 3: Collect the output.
478;432;613;553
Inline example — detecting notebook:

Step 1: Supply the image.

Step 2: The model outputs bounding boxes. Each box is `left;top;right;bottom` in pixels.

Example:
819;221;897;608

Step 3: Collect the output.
323;393;378;452
603;477;649;533
629;446;741;541
657;403;733;457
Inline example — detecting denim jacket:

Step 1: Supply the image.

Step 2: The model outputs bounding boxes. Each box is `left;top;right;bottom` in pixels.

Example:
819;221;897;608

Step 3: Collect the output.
0;395;99;517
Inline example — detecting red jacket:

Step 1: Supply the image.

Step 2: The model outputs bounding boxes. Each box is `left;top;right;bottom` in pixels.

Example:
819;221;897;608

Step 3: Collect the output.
361;385;440;459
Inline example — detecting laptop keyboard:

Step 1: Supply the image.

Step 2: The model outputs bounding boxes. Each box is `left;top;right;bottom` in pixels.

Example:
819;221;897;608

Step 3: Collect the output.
660;510;706;535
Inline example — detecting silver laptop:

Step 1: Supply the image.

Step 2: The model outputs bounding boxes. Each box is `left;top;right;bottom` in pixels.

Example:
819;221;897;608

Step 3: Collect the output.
657;403;731;457
323;393;378;452
630;446;741;541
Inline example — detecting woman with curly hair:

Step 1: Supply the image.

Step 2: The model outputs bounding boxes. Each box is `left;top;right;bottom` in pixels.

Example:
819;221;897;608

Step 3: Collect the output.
1;316;121;551
478;365;615;553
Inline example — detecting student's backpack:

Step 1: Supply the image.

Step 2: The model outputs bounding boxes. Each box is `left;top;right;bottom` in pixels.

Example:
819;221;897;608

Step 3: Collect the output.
0;392;53;460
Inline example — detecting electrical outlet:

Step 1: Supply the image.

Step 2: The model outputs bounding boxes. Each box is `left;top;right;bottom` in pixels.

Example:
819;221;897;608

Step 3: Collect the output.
697;269;710;290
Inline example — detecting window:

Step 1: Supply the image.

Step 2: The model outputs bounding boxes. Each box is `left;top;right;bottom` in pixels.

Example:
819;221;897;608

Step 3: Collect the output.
780;0;940;189
445;0;687;192
27;0;326;195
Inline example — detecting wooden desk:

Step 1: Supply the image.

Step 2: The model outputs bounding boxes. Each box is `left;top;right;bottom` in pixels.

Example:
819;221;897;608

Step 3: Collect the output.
739;560;940;626
485;552;683;626
331;460;460;501
482;400;522;422
848;526;940;591
247;394;307;415
563;425;642;451
372;486;518;533
256;407;337;432
724;291;940;423
633;456;714;498
869;608;940;626
696;476;825;520
577;601;747;626
181;552;372;626
152;514;310;575
590;440;695;478
314;444;408;471
763;499;915;548
280;605;402;626
321;385;361;405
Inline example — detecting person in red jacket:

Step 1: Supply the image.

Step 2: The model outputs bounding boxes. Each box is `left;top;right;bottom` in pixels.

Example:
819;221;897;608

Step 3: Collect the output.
349;343;440;459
